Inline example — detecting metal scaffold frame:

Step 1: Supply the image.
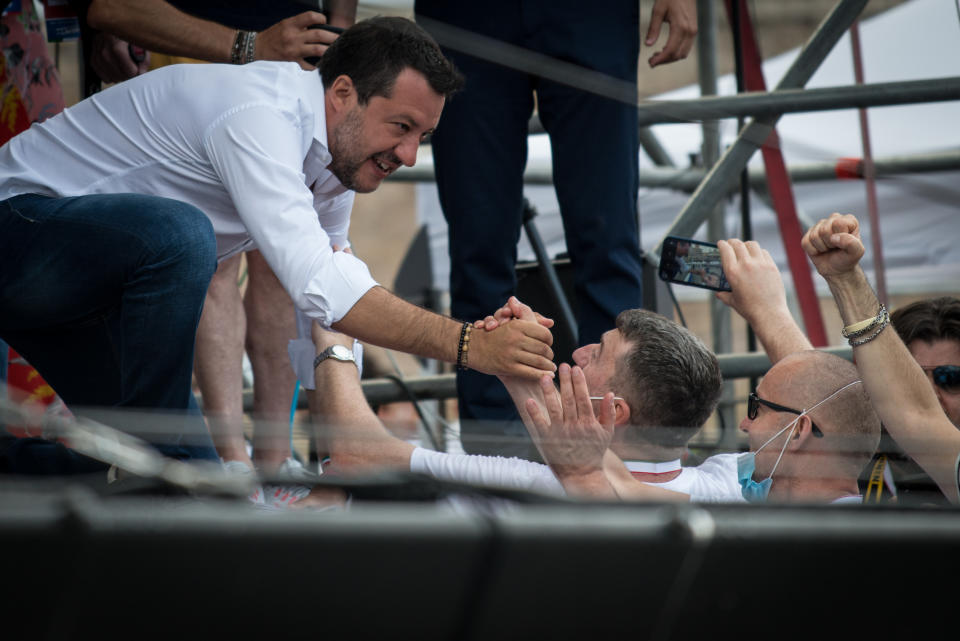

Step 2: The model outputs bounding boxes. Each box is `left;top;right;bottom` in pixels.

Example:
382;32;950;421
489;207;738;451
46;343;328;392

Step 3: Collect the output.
280;0;960;414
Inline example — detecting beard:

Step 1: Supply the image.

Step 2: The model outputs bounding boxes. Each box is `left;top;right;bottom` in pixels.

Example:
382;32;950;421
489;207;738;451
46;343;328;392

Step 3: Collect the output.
328;106;404;193
327;106;370;192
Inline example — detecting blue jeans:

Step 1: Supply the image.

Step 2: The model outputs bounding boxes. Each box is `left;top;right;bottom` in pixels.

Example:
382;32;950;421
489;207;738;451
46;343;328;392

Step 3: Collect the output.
0;193;220;470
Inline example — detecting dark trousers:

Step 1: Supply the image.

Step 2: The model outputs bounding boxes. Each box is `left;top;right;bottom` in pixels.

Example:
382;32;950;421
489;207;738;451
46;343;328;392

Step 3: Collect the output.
0;193;220;472
417;1;643;458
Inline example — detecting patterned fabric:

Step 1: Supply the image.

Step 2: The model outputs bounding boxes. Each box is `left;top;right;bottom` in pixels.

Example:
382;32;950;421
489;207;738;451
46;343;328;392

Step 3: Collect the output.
1;0;65;429
1;0;64;144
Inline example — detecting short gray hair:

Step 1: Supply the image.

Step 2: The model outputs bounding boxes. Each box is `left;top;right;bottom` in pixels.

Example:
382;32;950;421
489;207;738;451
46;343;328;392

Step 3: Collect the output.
609;309;722;448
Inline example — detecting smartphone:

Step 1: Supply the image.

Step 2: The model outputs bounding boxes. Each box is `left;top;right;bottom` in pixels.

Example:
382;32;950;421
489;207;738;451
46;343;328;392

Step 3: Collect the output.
304;24;345;66
658;236;731;292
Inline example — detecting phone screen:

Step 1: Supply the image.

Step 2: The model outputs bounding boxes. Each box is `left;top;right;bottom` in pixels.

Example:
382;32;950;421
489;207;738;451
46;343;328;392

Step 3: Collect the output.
658;236;731;292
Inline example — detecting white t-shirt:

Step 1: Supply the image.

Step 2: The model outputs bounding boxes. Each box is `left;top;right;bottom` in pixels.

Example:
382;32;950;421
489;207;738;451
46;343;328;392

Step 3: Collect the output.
409;448;746;502
657;453;746;503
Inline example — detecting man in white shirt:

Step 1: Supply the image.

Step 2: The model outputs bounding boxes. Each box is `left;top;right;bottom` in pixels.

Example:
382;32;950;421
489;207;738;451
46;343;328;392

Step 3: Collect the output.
307;299;743;504
0;17;555;470
539;238;882;504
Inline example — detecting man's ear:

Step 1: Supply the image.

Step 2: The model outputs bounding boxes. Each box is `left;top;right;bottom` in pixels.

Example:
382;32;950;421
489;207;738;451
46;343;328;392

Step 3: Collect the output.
790;415;817;449
613;397;631;428
326;74;358;116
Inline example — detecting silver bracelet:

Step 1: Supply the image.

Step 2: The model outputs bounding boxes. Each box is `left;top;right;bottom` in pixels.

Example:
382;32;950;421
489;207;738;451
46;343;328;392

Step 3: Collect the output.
848;309;890;346
243;30;257;64
230;30;245;64
841;303;887;339
231;30;257;64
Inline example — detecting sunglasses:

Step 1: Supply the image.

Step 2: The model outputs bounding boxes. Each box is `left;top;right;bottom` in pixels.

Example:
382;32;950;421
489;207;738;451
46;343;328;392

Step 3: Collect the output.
925;365;960;394
747;392;824;437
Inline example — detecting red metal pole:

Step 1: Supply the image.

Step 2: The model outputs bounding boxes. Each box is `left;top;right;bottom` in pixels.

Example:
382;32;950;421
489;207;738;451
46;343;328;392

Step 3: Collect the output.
725;0;829;346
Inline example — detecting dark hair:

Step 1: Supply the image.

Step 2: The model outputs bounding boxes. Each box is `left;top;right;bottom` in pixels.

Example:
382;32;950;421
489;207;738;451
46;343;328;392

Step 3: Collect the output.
609;309;723;449
891;296;960;346
320;17;463;104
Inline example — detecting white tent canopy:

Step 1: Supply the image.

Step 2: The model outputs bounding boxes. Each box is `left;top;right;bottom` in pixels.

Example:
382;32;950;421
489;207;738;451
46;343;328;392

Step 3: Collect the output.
416;0;960;301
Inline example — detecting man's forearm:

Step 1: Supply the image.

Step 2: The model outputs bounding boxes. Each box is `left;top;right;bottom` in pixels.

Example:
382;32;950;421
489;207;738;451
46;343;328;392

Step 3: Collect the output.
750;309;813;363
309;337;414;469
822;266;883;326
332;286;460;363
88;0;235;62
555;469;619;499
761;304;813;360
824;267;960;502
333;287;555;380
499;375;549;431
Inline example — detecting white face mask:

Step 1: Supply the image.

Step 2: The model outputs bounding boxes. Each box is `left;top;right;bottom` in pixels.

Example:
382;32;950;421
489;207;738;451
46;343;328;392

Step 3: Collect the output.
737;380;863;502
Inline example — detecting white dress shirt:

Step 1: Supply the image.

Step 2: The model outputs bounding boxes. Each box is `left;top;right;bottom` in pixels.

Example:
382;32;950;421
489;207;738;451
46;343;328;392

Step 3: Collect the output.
0;60;378;328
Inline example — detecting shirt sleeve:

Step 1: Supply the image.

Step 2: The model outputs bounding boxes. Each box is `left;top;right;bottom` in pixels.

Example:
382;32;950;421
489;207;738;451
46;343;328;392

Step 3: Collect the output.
202;103;378;326
409;447;567;497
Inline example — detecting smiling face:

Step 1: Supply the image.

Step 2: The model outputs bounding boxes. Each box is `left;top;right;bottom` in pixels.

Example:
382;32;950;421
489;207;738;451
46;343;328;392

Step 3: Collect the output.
327;67;445;193
908;338;960;428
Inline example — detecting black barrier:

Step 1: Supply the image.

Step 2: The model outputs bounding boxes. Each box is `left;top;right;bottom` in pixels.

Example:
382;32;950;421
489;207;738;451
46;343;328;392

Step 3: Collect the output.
3;484;958;640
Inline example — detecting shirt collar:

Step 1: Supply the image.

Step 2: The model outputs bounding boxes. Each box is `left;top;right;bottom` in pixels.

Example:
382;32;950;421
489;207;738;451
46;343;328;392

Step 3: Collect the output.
301;69;332;166
623;459;682;475
299;69;350;196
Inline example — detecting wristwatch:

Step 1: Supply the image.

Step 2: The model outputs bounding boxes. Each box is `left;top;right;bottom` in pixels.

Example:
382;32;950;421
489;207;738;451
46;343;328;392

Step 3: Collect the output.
313;344;357;369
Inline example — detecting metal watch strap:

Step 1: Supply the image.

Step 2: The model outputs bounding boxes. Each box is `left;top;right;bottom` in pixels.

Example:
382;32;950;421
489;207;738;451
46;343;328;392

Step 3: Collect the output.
313;344;356;369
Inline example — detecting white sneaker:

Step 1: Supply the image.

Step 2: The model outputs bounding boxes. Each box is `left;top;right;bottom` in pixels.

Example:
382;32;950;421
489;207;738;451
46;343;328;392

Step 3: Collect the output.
262;458;316;509
223;459;265;505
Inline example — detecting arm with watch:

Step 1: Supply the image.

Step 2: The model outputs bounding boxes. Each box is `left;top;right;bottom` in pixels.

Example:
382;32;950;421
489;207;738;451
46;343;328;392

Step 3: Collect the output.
802;213;960;503
86;0;349;70
307;322;564;497
308;323;416;471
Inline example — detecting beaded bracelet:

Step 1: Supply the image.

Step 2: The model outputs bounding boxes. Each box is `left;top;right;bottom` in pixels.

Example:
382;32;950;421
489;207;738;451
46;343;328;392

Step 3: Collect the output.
847;307;890;346
457;322;473;370
841;303;887;339
231;30;257;65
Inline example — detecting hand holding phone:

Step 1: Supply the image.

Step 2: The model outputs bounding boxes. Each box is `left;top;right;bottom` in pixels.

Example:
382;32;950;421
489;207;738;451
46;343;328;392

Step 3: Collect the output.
658;236;731;292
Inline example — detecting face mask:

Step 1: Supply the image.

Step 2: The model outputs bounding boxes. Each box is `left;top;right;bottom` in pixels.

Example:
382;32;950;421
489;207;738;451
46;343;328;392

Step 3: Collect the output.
737;380;863;503
737;453;770;502
737;418;799;502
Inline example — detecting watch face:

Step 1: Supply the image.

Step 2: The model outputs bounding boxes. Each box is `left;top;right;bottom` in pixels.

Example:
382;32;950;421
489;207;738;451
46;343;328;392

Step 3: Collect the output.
331;344;353;360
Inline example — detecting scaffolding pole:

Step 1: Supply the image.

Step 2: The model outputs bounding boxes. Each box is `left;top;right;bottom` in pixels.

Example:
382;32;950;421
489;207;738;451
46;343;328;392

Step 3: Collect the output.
697;0;737;446
656;0;868;243
393;149;960;188
850;20;888;306
636;76;960;126
528;114;677;168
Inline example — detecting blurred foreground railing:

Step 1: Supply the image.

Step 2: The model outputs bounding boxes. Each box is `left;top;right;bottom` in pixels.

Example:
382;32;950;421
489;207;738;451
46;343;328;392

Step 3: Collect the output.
243;345;853;411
